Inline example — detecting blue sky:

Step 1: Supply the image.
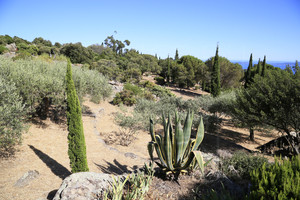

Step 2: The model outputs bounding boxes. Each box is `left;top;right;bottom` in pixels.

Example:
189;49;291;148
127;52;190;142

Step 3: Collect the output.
0;0;299;61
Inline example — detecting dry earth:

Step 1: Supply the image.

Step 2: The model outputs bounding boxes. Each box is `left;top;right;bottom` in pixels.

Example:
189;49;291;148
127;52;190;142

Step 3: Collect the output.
0;82;278;200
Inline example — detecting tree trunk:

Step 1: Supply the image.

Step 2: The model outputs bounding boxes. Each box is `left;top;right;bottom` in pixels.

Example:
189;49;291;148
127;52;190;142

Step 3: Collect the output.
249;127;255;141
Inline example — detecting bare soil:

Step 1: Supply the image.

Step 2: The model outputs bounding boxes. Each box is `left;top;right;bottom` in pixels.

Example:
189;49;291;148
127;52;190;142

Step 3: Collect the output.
0;85;278;200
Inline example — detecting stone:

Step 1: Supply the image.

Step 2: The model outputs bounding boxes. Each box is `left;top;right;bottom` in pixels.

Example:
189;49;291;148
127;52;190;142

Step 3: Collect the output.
5;43;17;52
124;152;137;159
14;170;39;187
53;172;125;200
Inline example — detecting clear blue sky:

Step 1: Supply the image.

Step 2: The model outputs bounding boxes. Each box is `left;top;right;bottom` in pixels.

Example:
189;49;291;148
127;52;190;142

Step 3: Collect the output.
0;0;299;61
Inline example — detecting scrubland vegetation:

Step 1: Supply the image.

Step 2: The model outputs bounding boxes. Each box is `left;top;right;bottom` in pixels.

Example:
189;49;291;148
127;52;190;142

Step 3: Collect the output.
0;34;299;199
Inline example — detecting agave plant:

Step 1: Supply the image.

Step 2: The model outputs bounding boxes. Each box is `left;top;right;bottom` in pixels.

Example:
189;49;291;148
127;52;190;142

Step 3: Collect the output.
148;111;205;173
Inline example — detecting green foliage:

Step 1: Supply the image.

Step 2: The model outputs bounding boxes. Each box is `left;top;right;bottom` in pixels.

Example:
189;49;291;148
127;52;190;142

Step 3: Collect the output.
66;60;89;173
233;69;300;145
206;56;243;90
0;78;27;156
103;163;154;200
148;111;205;173
154;76;165;85
249;155;300;200
210;46;221;97
244;53;253;88
113;90;137;106
0;56;111;116
0;45;7;54
0;35;14;45
124;83;143;96
60;42;96;64
222;151;268;180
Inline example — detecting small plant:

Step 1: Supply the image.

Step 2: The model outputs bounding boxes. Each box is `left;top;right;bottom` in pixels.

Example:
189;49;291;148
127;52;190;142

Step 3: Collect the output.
103;127;137;146
113;89;137;106
221;151;267;180
148;111;205;174
249;155;300;200
103;163;154;200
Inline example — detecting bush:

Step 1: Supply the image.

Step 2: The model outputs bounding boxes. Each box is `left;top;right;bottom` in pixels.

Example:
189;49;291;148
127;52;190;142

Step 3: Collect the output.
0;45;7;54
113;89;136;106
124;82;143;96
222;151;268;180
0;78;27;156
249;155;300;199
0;56;112;116
154;76;165;85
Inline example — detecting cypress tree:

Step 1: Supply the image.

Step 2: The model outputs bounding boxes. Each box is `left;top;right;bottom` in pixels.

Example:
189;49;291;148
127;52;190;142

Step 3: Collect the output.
261;55;266;77
66;60;89;173
175;49;179;60
256;58;261;75
167;55;171;84
245;53;253;88
211;45;221;97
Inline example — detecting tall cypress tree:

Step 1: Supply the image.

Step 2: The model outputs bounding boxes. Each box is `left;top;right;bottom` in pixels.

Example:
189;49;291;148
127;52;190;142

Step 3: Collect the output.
261;55;266;77
256;58;261;75
211;45;221;97
167;55;171;84
245;53;253;88
66;60;89;173
175;49;179;60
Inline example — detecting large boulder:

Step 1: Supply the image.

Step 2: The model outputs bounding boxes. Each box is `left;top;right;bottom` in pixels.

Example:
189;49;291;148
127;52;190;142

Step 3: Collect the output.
53;172;125;200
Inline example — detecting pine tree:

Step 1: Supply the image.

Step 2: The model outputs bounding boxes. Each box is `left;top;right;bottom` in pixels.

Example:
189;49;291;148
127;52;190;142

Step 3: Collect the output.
261;55;266;77
255;58;261;75
175;49;179;60
211;45;221;97
66;60;89;173
245;53;253;88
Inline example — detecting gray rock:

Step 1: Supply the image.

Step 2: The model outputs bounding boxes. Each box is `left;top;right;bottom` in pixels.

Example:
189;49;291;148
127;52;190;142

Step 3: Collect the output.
5;43;17;52
124;152;137;159
53;172;125;200
14;170;39;187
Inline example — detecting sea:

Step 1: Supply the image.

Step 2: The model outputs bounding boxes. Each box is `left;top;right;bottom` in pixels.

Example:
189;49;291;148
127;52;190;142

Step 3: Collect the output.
231;60;297;70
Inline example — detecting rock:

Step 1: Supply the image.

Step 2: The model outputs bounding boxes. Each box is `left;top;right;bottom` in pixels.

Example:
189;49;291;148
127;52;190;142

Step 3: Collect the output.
53;172;125;200
124;152;137;159
14;170;39;187
5;43;17;52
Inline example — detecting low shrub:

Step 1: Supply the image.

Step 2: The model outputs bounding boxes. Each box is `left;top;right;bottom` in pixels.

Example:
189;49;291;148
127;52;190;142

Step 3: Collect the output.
124;82;143;96
221;151;268;180
113;89;136;106
154;76;165;85
0;56;112;116
249;155;300;200
103;163;154;200
0;78;28;156
0;45;7;54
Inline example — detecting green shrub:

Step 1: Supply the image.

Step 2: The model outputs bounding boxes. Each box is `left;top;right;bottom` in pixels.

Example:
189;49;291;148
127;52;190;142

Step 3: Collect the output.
103;163;154;200
124;82;143;96
0;45;7;54
0;78;27;156
249;155;300;200
154;76;165;85
0;56;112;116
222;151;268;180
113;89;137;106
